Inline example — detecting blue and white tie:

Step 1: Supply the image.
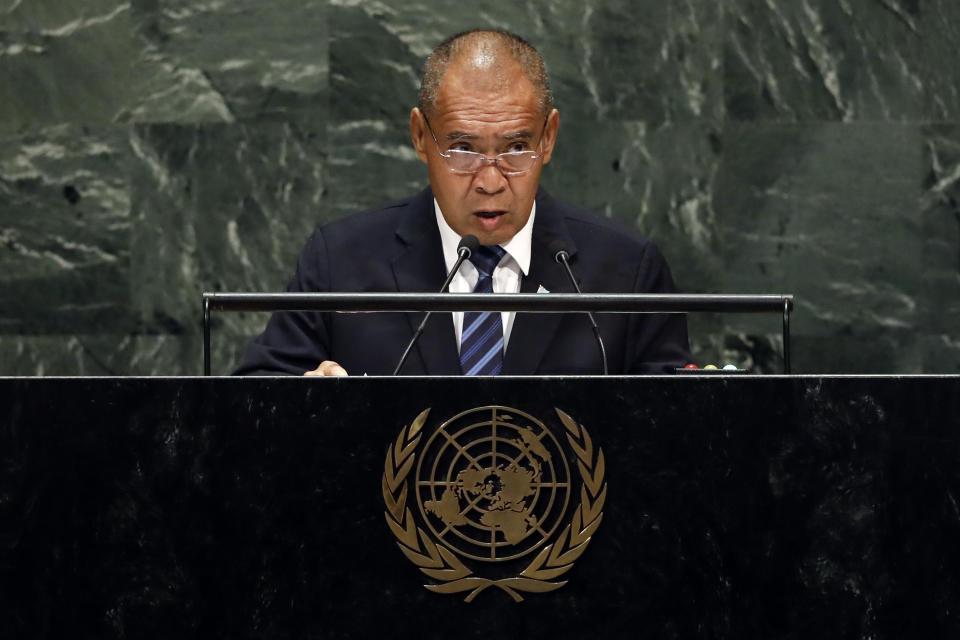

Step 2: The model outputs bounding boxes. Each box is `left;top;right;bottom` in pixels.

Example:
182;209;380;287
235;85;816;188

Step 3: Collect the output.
460;245;506;376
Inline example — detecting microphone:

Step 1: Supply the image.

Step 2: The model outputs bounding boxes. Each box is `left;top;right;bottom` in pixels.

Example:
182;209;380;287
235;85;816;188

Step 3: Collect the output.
393;234;480;375
549;240;609;375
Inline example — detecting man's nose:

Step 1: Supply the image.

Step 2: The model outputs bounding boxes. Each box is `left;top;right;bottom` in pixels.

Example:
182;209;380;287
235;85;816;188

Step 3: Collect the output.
473;160;507;194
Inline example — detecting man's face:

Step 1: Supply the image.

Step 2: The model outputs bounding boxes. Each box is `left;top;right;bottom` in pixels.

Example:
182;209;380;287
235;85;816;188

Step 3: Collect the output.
411;59;559;246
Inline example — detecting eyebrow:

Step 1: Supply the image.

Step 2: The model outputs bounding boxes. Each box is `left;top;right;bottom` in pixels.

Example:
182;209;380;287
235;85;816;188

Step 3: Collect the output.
444;130;534;141
502;130;534;140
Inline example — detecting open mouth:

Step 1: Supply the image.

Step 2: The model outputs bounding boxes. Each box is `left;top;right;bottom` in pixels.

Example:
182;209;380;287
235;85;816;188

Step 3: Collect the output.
473;210;507;232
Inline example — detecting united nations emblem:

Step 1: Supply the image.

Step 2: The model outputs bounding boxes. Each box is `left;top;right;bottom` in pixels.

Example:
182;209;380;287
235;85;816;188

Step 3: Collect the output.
382;406;606;602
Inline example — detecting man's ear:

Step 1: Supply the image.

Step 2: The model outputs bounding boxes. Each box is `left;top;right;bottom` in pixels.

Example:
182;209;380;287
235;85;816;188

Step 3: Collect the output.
410;108;429;164
540;108;560;166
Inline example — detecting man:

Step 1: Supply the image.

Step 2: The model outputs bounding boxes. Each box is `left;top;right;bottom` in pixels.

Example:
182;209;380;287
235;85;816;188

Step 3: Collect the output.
235;30;690;376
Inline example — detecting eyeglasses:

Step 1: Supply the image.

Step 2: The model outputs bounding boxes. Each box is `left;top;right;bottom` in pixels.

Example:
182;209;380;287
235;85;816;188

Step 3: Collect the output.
423;115;547;176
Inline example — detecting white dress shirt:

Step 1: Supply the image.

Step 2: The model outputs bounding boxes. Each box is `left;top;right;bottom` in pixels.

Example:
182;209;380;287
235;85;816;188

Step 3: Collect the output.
434;199;535;351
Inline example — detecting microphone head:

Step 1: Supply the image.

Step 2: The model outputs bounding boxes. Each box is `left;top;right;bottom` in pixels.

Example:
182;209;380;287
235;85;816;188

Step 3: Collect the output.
458;234;480;258
547;238;570;263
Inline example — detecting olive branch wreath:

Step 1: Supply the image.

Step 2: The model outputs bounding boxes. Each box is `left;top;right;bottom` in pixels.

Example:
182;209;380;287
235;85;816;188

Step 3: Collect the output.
382;407;606;602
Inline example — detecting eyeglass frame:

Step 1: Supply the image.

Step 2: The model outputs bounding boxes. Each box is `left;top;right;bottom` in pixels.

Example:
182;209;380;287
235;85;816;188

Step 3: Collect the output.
421;113;550;176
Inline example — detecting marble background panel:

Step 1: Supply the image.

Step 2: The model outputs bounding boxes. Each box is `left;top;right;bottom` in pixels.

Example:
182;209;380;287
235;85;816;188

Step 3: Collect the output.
128;120;327;373
714;122;926;372
0;2;143;135
128;0;329;123
725;0;960;122
1;0;959;375
0;334;195;376
0;124;132;334
920;125;960;373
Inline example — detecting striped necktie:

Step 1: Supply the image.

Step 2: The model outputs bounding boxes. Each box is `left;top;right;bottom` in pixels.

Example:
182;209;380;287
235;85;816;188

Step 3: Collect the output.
460;245;507;376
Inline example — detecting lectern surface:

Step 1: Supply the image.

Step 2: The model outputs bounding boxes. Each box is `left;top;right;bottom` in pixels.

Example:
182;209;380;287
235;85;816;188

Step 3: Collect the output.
1;376;958;639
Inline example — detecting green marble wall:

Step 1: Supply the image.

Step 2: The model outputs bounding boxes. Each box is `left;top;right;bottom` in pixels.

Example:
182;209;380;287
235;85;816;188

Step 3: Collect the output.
1;0;958;375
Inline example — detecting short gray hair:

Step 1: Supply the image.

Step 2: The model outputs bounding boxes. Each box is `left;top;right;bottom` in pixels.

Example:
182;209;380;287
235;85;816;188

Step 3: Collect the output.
418;29;554;118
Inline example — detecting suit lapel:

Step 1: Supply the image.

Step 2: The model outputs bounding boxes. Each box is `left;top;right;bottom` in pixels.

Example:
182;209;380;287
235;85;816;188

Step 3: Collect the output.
391;188;462;375
502;191;577;375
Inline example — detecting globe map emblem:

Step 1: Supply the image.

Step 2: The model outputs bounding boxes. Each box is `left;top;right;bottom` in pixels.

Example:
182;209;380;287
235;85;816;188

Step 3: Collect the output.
415;406;572;562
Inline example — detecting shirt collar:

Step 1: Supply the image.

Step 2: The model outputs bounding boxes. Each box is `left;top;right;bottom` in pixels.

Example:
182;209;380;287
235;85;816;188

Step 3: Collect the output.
433;198;534;275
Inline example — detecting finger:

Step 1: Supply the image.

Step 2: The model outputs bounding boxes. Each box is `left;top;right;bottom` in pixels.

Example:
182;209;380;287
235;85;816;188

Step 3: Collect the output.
322;361;348;377
303;361;348;377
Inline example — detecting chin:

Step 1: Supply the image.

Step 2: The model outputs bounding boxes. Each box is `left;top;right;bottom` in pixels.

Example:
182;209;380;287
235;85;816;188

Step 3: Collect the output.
469;217;516;245
474;229;512;246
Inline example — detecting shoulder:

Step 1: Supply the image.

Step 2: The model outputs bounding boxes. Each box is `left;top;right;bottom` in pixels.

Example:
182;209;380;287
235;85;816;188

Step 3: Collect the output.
290;187;436;290
534;190;678;292
298;187;434;263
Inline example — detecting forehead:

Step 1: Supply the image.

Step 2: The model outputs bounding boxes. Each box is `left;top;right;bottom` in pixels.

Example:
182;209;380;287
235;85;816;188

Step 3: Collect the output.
431;59;541;133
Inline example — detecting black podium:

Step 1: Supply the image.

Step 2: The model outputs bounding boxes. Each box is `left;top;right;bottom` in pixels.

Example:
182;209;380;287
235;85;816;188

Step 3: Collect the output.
2;376;959;639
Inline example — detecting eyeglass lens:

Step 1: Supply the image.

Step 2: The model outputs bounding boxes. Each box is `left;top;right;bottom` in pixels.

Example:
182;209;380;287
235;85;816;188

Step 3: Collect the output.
445;150;537;174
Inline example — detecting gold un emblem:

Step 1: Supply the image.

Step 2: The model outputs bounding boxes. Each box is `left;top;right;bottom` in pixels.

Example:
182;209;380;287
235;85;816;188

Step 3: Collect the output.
382;406;606;602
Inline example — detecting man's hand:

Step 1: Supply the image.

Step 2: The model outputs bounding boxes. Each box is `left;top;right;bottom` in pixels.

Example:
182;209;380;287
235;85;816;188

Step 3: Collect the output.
304;361;348;377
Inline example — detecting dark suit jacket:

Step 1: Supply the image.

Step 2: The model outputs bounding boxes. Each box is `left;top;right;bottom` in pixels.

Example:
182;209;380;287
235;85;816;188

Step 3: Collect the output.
235;187;690;375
